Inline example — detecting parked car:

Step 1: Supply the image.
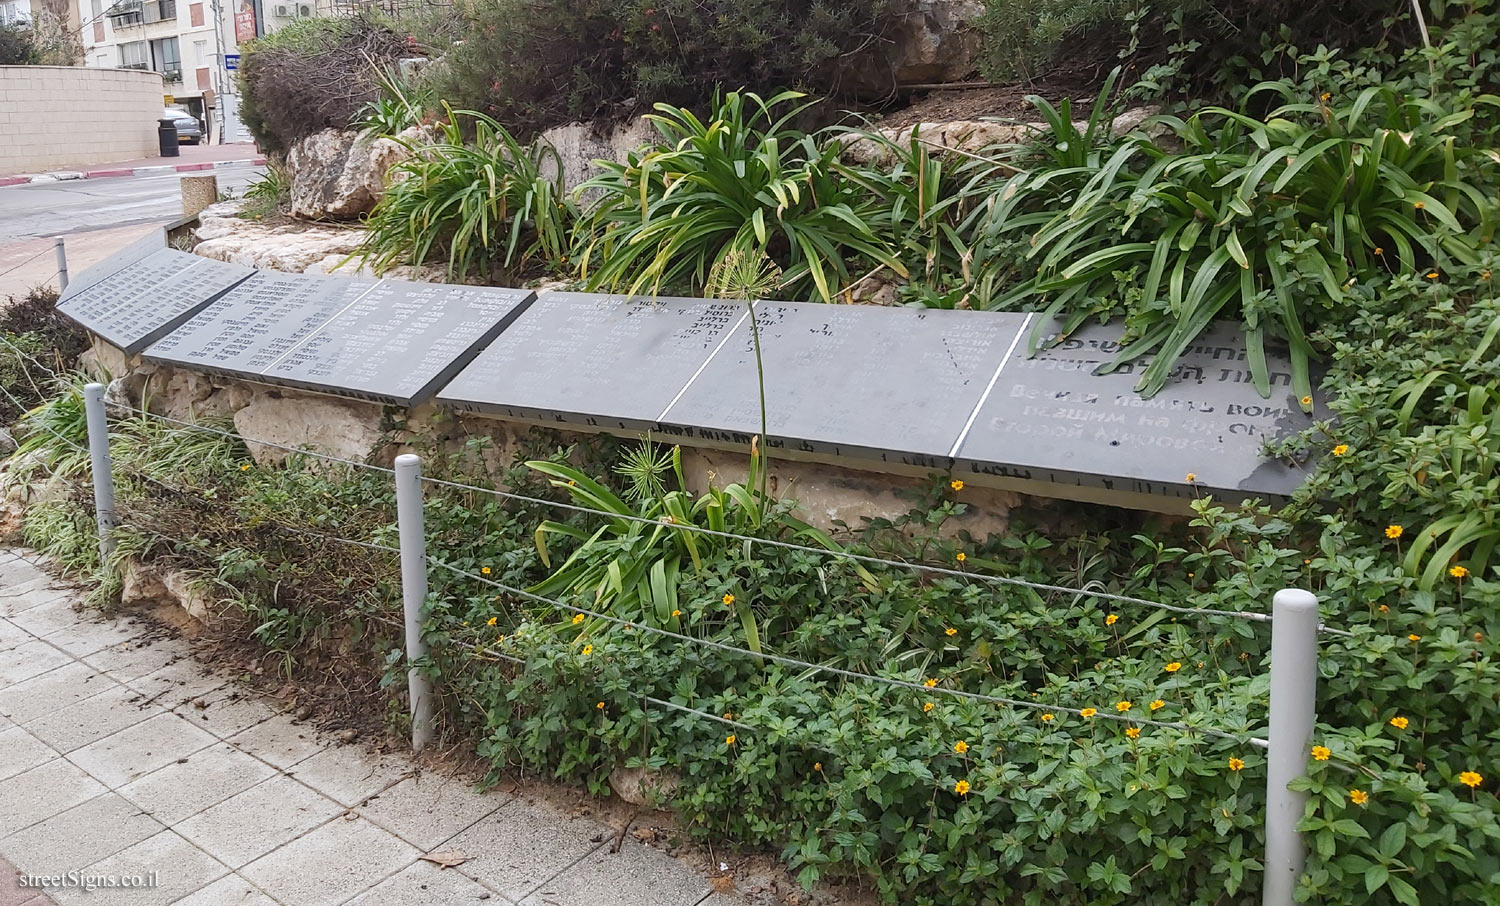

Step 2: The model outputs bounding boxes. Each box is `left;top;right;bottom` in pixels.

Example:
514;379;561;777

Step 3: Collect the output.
162;107;204;144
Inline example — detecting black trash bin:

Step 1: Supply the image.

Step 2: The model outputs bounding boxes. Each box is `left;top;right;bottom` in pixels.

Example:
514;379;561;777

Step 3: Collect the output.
157;118;180;157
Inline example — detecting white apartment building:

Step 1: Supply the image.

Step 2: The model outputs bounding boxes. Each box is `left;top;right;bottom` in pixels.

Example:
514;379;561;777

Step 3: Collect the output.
77;0;246;141
0;0;30;26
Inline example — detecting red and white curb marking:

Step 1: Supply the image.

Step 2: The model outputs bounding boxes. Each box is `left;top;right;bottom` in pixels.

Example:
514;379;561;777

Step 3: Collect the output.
0;157;266;187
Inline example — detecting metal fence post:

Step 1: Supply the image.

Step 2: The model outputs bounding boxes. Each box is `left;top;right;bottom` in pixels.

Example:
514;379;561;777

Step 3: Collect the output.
1263;588;1320;906
394;453;435;752
54;238;68;291
82;383;115;562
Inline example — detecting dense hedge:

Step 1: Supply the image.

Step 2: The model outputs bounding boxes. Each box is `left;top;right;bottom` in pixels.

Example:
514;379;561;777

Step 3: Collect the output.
237;14;411;155
426;0;903;139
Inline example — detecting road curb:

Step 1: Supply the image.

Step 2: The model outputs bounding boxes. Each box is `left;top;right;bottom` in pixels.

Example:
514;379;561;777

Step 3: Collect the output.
0;158;267;187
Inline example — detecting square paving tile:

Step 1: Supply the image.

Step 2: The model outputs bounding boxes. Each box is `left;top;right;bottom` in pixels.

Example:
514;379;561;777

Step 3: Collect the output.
42;614;150;659
358;773;510;851
0;728;54;785
0;792;164;874
172;686;276;741
224;715;325;770
448;798;607;901
0;619;30;652
127;660;229;711
518;840;712;906
0;581;69;617
0;640;72;686
287;746;414;808
52;830;227;906
84;637;191;683
0;759;108;838
175;775;341;869
0;660;119;725
22;682;161;753
117;742;276;825
240;815;418;906
170;873;278;906
67;711;219;788
6;598;84;639
345;859;508;906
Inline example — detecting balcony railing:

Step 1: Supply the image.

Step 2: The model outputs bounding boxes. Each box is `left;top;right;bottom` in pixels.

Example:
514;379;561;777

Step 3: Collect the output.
119;60;150;70
143;0;175;23
159;67;182;83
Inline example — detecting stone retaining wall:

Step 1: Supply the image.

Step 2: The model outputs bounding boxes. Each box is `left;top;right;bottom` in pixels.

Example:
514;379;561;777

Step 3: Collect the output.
0;66;164;173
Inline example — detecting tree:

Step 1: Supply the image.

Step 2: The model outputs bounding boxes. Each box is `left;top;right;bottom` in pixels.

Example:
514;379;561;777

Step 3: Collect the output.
0;21;41;65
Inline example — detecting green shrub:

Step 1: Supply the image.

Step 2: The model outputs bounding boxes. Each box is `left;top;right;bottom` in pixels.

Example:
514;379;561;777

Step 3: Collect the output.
238;14;413;156
427;0;901;139
575;91;908;302
358;108;575;281
0;21;40;65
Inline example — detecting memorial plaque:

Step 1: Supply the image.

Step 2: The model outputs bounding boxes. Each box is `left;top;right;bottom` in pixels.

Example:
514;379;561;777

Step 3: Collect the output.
266;279;534;406
954;319;1327;501
146;271;379;380
148;274;535;406
57;229;166;304
58;249;253;354
658;302;1028;470
439;293;746;429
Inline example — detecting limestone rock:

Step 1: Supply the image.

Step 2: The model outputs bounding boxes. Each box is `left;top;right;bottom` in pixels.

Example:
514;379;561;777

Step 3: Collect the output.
844;0;985;94
0;428;15;457
287;128;410;221
194;201;369;274
121;560;214;623
233;396;389;468
609;765;681;807
537;118;656;200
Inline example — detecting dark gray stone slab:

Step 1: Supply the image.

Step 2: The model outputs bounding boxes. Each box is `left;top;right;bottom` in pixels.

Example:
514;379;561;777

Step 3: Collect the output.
57;229;166;304
145;271;379;380
56;249;253;354
265;279;535;406
953;319;1327;500
438;293;745;429
657;302;1027;470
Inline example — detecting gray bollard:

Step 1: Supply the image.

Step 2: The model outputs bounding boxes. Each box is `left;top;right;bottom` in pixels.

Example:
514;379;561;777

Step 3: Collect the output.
394;453;436;751
54;237;68;291
82;383;115;561
1263;588;1320;906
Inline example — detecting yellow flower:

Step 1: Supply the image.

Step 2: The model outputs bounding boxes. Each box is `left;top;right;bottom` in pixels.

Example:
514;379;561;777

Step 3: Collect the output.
1332;444;1349;456
814;762;822;772
1390;716;1409;730
1414;201;1425;210
923;701;935;713
1300;395;1313;407
1185;472;1196;482
1320;91;1331;101
1374;246;1384;255
950;479;964;491
672;609;682;617
239;463;251;472
1040;713;1055;722
486;617;497;627
1080;708;1097;718
1408;633;1421;642
1228;757;1245;771
1311;745;1331;761
924;678;939;688
481;566;491;575
1350;789;1369;806
1116;701;1132;712
1126;727;1140;739
1426;270;1440;280
1165;661;1183;673
722;593;735;606
945;627;958;637
955;552;966;563
954;779;971;795
1105;614;1119;626
953;740;969;754
1378;604;1389;613
1459;770;1483;788
581;644;593;656
596;701;605;710
572;613;585;625
726;735;736;746
724;712;733;720
1450;565;1469;579
1149;699;1165;711
1386;525;1403;539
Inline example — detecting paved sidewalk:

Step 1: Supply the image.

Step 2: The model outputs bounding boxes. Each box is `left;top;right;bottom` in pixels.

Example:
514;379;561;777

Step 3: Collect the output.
0;549;741;906
0;145;267;187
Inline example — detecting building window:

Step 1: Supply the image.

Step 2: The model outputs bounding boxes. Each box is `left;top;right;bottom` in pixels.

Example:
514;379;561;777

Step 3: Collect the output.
119;40;148;69
151;35;181;81
189;1;202;25
193;38;207;63
143;0;175;23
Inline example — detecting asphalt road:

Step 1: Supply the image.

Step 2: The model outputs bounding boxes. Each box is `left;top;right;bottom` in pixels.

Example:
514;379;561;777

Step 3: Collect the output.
0;164;265;243
0;164;264;298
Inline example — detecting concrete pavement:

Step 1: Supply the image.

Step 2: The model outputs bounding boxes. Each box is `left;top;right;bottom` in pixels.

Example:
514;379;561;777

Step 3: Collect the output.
0;144;267;187
0;548;743;906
